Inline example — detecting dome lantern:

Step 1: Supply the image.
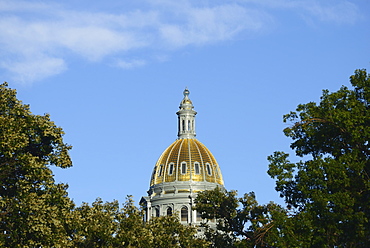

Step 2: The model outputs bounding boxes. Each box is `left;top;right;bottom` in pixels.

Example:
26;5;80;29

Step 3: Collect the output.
177;88;197;139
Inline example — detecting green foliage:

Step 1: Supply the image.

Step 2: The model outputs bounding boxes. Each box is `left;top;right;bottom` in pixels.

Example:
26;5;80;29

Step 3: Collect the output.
70;196;208;247
0;82;74;247
147;215;209;247
268;69;370;247
194;187;289;247
70;199;122;247
116;196;151;247
194;69;370;247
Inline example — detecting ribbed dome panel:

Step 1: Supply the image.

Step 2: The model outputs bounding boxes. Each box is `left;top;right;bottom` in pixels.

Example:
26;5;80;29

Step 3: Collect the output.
150;138;224;186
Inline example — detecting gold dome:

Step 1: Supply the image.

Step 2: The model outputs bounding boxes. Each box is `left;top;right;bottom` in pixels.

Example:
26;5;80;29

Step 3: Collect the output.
181;98;193;105
150;138;224;186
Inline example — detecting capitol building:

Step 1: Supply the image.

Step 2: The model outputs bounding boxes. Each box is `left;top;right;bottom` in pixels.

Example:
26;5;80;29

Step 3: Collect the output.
140;89;225;227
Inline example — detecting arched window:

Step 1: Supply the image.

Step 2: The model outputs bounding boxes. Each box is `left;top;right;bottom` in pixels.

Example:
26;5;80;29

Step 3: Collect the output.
181;206;188;222
158;164;163;177
153;208;160;217
188;120;191;130
168;163;174;175
167;207;172;216
181;162;187;174
194;162;200;175
206;163;212;176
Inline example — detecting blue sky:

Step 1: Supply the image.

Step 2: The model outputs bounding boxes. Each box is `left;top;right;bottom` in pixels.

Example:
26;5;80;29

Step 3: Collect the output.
1;0;369;206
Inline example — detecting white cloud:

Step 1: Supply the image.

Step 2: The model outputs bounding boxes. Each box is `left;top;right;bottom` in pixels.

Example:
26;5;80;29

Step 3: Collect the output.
0;55;66;84
0;0;362;84
58;26;143;61
305;1;359;24
159;5;268;47
116;59;146;69
238;0;360;24
0;0;55;12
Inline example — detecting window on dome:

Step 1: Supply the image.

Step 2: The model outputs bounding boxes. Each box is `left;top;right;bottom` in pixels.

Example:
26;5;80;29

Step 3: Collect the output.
182;119;185;132
194;162;200;175
168;163;174;175
181;206;188;222
188;120;191;130
181;162;187;174
206;163;212;176
167;207;172;216
158;164;163;177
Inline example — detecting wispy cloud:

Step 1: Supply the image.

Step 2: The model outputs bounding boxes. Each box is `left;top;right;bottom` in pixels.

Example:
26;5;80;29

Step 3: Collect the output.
238;0;360;24
159;4;267;47
0;55;66;84
116;59;146;69
304;1;359;24
0;0;361;84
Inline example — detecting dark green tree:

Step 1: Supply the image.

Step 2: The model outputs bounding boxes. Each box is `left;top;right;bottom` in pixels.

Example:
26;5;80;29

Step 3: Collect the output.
116;196;152;247
0;82;74;247
194;187;291;247
71;196;208;247
147;215;209;248
268;69;370;247
70;198;122;247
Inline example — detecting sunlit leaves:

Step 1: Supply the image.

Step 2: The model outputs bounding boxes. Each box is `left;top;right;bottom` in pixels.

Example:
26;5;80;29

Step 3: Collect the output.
194;187;289;247
0;82;74;247
197;69;370;247
69;196;208;248
268;69;370;247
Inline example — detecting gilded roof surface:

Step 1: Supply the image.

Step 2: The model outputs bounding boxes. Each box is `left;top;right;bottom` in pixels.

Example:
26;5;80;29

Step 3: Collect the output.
150;138;224;186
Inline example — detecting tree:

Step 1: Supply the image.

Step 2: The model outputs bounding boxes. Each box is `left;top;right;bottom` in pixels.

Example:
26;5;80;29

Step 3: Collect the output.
70;196;208;247
268;69;370;247
115;196;152;247
146;215;209;248
0;82;74;247
70;198;122;247
194;187;291;247
195;69;370;247
70;196;153;247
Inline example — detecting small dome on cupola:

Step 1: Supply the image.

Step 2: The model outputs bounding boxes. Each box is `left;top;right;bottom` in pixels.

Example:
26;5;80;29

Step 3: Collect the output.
180;88;193;106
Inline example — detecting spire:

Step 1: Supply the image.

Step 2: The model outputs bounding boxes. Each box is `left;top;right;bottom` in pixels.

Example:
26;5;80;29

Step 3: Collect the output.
177;88;197;139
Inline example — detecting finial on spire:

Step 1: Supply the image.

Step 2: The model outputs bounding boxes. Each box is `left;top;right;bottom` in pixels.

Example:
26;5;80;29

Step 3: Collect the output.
183;87;190;97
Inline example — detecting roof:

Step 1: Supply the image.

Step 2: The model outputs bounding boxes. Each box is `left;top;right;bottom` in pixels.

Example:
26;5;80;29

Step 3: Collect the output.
150;138;224;186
